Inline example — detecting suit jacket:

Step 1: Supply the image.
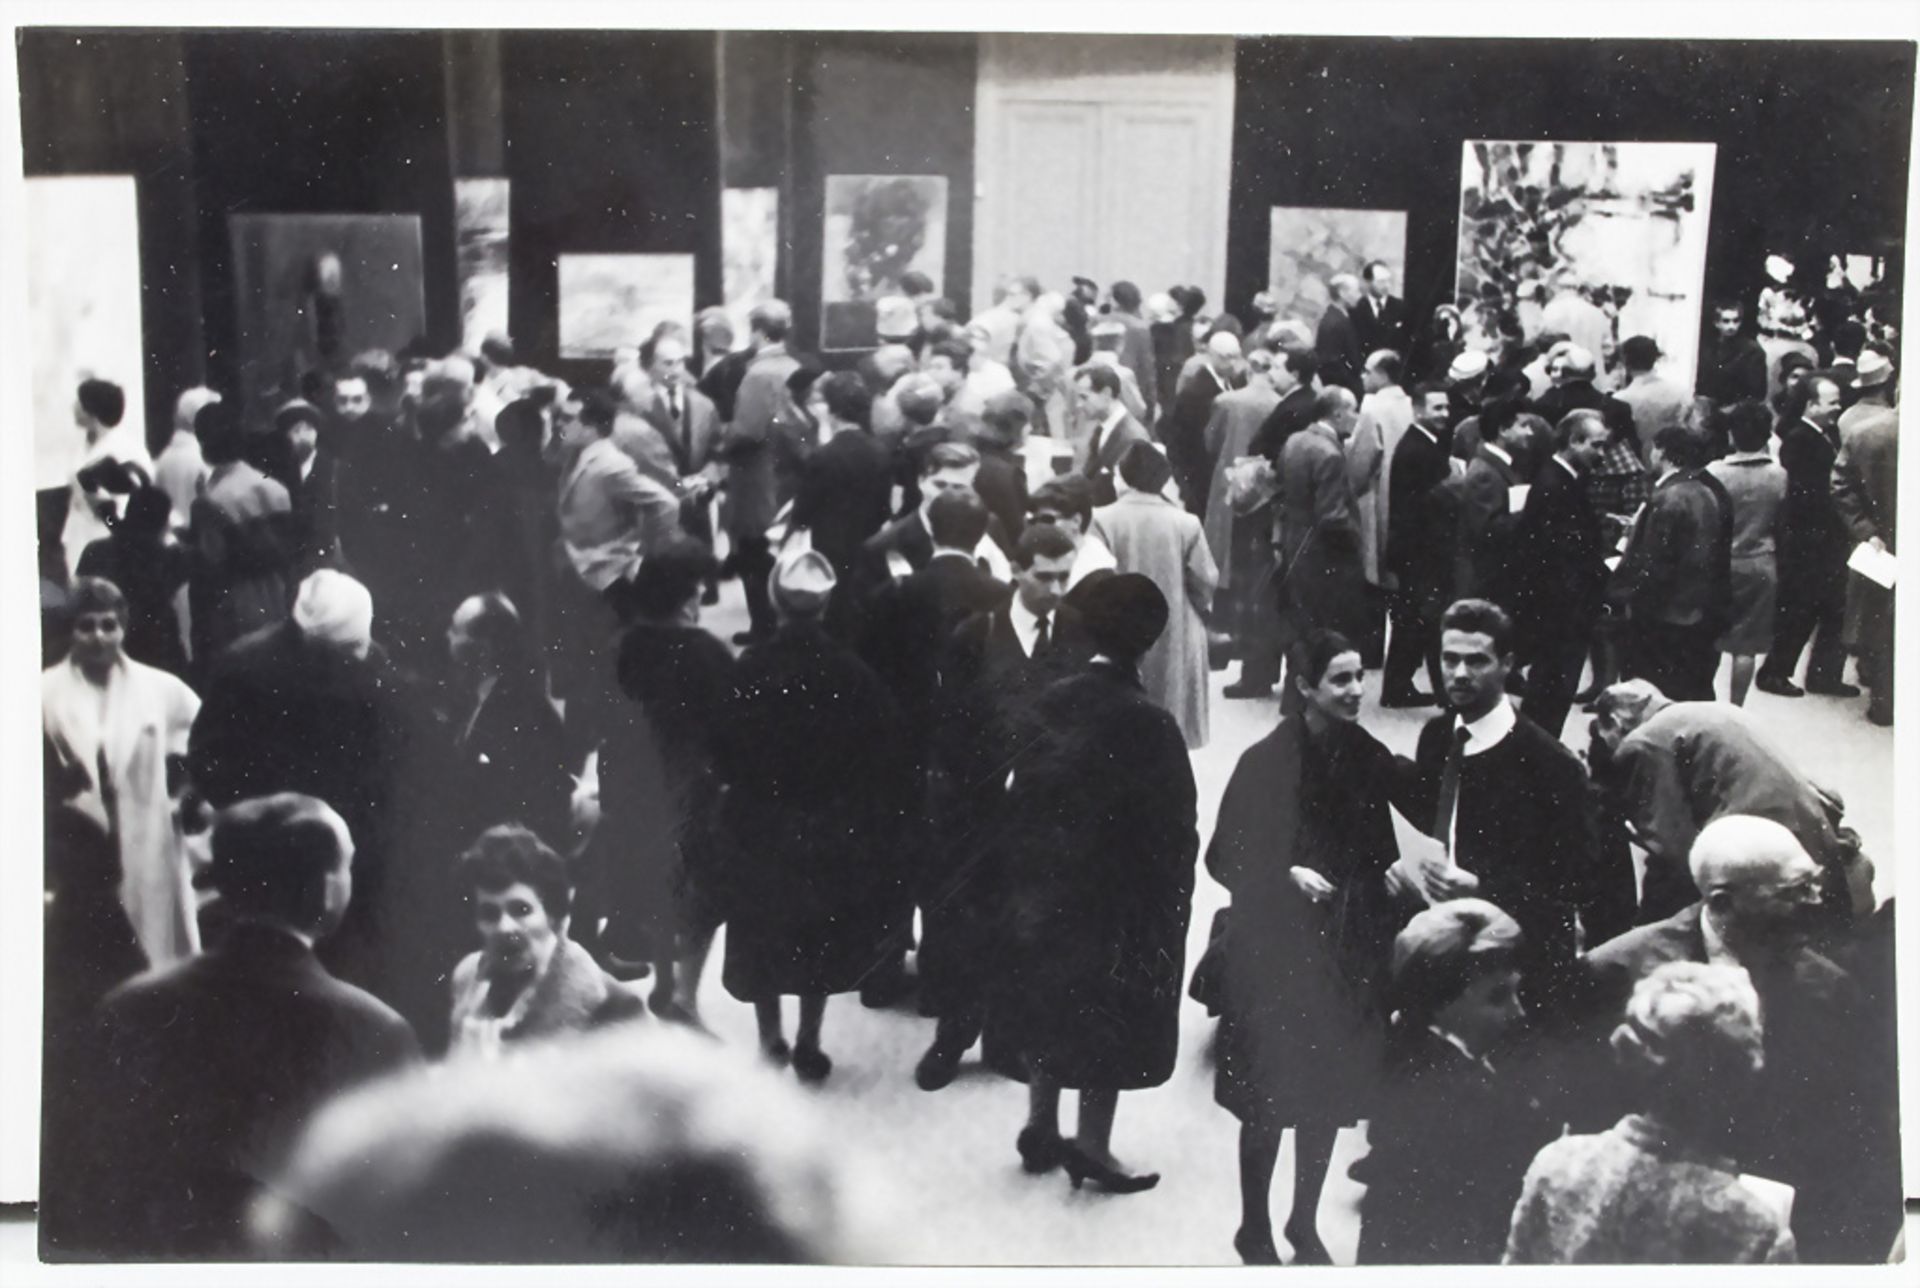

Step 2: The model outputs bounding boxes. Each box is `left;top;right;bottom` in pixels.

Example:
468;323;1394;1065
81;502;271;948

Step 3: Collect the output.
1698;333;1768;407
720;341;801;536
1386;424;1452;601
1113;310;1159;423
1250;383;1318;462
642;384;723;479
1275;422;1365;643
1831;404;1896;550
1615;467;1733;629
611;411;682;490
1352;293;1411;360
791;428;894;577
1315;302;1364;393
58;922;418;1256
447;670;574;844
1509;456;1607;647
557;437;683;591
1081;409;1152;506
974;444;1029;555
861;554;1011;766
288;450;344;577
1776;417;1847;573
1441;445;1522;600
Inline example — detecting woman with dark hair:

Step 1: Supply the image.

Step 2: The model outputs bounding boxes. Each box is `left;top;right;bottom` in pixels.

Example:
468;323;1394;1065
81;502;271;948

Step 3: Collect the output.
447;824;642;1059
990;572;1197;1193
1353;898;1553;1264
1207;630;1401;1265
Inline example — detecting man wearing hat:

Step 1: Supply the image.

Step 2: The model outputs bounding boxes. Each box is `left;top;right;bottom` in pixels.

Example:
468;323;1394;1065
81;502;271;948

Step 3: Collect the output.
1613;336;1688;442
717;547;912;1079
1831;347;1898;725
1445;348;1491;431
274;398;344;577
874;294;920;348
50;794;419;1257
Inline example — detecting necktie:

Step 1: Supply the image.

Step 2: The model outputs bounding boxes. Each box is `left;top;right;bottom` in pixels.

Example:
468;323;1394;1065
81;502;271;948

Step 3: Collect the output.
1434;724;1471;856
671;389;689;456
1033;613;1051;658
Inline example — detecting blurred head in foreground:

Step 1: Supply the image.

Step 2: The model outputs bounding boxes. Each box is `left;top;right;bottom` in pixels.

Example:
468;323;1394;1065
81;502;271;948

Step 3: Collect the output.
252;1026;888;1263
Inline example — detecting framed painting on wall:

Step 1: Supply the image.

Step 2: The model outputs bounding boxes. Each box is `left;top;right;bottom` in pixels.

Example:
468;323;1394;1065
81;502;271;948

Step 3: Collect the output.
557;253;697;360
821;174;948;351
1455;140;1717;388
1267;207;1407;330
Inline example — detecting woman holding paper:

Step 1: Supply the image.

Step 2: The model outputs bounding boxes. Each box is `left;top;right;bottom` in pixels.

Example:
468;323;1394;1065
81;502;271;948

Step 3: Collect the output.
1205;630;1401;1265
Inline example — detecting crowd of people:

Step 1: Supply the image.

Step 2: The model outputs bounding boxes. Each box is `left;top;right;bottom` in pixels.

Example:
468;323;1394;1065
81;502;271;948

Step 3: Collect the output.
36;261;1902;1265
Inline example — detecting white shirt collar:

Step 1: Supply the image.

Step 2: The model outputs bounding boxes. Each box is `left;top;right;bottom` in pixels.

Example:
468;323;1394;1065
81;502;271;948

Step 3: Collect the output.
1553;453;1580;479
1456;696;1517;757
1413;423;1441;446
1485;443;1513;467
1008;595;1047;656
1101;403;1127;433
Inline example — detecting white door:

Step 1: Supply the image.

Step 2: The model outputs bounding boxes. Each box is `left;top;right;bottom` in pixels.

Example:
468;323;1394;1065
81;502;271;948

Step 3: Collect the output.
974;34;1234;308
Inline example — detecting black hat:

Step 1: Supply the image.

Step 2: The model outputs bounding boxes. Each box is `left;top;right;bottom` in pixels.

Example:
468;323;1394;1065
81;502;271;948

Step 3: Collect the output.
1078;572;1168;661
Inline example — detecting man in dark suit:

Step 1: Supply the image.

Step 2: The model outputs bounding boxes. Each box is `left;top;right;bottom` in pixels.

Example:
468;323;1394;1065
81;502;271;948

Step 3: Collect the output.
789;371;892;584
641;333;724;593
1075;365;1153;508
918;521;1091;1089
1390;599;1618;1012
45;794;420;1257
1435;398;1528;604
1758;374;1854;698
1315;274;1366;395
1249;348;1321;463
1352;260;1411;360
1698;301;1769;409
1615;425;1734;702
1580;815;1901;1264
1381;382;1454;706
968;390;1032;559
1107;279;1160;427
858;439;984;586
1511;409;1613;736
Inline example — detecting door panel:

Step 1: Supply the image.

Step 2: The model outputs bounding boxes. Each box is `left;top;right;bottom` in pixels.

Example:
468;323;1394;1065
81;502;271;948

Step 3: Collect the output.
996;99;1101;296
1100;103;1214;294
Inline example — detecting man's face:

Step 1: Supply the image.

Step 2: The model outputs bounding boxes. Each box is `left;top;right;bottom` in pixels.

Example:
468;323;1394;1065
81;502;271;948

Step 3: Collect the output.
924;354;965;397
333;379;371;422
1417;391;1452;430
1805;379;1843;429
69;609;125;672
1721;854;1825;951
648;337;688;390
1714;309;1742;338
1436;966;1527;1056
1014;551;1074;616
1440;627;1510;717
555;399;590;449
1269;362;1300;396
1366;267;1393;300
1075;377;1112;419
473;880;563;980
286;419;320;465
1565;420;1610;473
922;464;979;503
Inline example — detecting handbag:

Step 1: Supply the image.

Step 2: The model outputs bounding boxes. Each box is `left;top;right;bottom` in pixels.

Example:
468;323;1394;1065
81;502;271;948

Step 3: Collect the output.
1187;906;1231;1016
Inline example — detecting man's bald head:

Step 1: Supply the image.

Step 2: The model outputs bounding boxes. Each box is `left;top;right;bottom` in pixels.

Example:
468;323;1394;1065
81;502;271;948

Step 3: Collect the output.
1691;816;1825;954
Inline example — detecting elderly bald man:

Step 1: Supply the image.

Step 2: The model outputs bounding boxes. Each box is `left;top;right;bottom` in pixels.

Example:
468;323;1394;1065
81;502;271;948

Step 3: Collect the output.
1578;816;1902;1264
1165;330;1245;519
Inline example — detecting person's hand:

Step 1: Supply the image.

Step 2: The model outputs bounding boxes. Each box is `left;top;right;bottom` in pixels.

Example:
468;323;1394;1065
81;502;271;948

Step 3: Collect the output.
1385;855;1426;900
1868;535;1888;554
1289;867;1336;903
1422;862;1480;901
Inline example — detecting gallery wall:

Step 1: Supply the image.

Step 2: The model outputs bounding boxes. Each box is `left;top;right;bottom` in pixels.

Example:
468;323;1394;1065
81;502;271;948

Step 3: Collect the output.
1227;37;1916;349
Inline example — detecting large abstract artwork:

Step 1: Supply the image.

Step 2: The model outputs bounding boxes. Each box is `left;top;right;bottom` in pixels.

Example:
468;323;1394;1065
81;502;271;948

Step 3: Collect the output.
229;213;426;414
1456;140;1717;387
557;253;696;359
821;174;948;351
722;187;779;338
455;178;511;352
28;176;146;490
1267;207;1407;329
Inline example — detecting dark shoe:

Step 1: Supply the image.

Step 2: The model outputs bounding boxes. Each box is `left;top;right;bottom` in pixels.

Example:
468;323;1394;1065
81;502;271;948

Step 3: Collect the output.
1233;1226;1282;1265
1807;680;1862;698
1284;1219;1333;1266
1060;1141;1158;1194
1380;689;1437;709
1015;1126;1066;1175
914;1041;964;1092
1867;705;1893;727
792;1044;833;1085
1222;682;1274;699
1755;674;1805;698
760;1037;792;1067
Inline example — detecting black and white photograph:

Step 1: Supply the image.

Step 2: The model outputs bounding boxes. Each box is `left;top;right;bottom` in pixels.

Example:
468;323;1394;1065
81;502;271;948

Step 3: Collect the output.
2;4;1916;1279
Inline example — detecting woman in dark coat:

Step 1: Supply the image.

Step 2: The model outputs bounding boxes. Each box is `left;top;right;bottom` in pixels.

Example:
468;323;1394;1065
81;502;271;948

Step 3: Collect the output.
1208;630;1400;1265
714;549;910;1084
589;538;737;1026
989;572;1197;1193
1352;898;1554;1264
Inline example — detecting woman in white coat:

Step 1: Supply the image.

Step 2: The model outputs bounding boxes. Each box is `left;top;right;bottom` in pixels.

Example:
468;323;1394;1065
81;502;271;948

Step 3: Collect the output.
43;577;202;969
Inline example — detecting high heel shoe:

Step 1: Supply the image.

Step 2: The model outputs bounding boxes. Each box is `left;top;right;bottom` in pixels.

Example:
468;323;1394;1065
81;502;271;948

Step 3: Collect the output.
1233;1226;1282;1265
1059;1142;1159;1194
1283;1218;1332;1266
1015;1126;1065;1175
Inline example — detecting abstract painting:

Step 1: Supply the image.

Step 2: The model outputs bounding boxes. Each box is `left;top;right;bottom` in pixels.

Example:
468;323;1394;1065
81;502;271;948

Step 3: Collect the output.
455;178;511;352
557;253;696;359
229;213;426;414
1267;207;1407;329
28;175;146;489
822;174;947;350
722;186;779;337
1456;140;1717;387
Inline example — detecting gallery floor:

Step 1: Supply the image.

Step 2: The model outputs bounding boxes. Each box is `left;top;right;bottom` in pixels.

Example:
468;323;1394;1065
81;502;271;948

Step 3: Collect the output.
678;576;1900;1267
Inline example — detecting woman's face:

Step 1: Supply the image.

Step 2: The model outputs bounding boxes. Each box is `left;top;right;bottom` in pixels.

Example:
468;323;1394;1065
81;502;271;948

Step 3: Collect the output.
70;609;125;674
473;880;562;981
1435;965;1526;1057
1299;650;1365;724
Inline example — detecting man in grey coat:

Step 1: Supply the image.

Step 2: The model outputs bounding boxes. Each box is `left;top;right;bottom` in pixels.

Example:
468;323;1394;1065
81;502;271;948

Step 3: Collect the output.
719;300;802;643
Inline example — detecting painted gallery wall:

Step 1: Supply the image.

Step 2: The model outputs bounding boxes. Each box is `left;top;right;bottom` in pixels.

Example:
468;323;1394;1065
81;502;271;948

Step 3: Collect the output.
1227;37;1916;358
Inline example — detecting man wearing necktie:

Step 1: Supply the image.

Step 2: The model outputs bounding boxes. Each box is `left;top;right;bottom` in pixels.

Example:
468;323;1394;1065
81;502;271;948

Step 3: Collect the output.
1389;598;1619;1014
643;333;724;599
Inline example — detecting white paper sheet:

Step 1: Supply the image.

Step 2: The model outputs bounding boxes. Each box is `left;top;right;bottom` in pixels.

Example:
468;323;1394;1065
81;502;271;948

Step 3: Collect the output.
1847;542;1898;589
